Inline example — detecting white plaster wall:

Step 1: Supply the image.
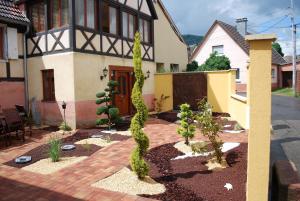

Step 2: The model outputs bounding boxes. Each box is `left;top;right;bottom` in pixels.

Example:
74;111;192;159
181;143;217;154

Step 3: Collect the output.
193;24;249;84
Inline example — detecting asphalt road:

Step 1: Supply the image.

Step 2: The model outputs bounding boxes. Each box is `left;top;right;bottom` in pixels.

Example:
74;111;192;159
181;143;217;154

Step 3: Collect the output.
271;95;300;173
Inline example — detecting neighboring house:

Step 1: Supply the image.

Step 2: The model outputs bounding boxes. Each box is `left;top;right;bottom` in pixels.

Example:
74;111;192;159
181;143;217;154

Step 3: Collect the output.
191;18;286;92
279;56;300;90
0;0;30;109
11;0;188;128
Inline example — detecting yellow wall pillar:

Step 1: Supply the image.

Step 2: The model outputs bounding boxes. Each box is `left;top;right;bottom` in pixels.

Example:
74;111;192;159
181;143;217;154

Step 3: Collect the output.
245;34;276;201
154;73;173;112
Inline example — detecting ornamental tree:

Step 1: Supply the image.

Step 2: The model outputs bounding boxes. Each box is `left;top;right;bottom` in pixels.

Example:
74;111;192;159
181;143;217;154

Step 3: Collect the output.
177;103;196;145
196;98;223;163
197;52;231;71
130;32;150;179
96;80;120;130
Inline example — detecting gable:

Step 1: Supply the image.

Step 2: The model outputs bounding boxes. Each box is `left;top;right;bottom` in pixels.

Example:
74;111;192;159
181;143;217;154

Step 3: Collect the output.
121;0;157;18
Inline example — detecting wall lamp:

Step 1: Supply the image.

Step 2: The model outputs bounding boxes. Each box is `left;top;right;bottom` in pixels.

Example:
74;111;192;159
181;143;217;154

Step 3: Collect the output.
100;67;108;80
144;70;150;80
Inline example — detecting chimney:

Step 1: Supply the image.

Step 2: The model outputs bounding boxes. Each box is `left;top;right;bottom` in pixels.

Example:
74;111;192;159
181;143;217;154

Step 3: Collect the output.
236;18;248;36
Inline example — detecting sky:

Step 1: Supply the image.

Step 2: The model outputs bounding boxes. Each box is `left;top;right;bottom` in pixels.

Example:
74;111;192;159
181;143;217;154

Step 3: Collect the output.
162;0;300;56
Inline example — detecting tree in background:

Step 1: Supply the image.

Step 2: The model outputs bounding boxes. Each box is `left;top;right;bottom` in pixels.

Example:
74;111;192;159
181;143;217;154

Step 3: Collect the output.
186;60;199;71
96;81;120;130
130;32;150;179
197;52;231;71
272;42;284;57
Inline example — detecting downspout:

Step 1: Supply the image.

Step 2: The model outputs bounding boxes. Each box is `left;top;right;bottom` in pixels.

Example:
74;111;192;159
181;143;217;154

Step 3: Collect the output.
23;25;30;111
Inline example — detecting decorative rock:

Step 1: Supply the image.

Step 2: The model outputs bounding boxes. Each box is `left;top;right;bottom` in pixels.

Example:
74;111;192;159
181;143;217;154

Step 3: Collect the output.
61;144;76;151
102;130;117;134
91;134;103;138
15;156;32;164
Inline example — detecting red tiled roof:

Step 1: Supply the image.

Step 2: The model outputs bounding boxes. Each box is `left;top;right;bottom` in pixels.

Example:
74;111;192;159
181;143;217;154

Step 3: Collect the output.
0;0;30;25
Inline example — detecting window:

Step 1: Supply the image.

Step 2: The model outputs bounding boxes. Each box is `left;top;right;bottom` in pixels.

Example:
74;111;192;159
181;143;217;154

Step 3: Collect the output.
102;3;119;35
235;68;240;80
271;69;275;78
75;0;95;28
122;12;137;39
42;70;55;101
139;19;151;43
50;0;69;29
156;63;165;73
0;27;5;60
212;45;224;55
170;64;179;72
29;1;45;32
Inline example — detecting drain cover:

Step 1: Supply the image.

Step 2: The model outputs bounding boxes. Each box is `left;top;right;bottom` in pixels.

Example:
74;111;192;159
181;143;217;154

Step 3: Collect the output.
61;144;76;151
15;156;32;164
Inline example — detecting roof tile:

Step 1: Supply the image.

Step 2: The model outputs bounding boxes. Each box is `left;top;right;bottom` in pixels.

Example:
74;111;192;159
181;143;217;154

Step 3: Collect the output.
0;0;30;25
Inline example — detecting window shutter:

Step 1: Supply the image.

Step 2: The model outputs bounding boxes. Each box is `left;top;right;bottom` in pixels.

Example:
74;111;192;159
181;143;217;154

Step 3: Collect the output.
7;27;18;59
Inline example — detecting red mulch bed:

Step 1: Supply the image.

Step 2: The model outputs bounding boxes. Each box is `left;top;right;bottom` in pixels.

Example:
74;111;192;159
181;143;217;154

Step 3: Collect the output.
5;131;131;169
142;143;247;201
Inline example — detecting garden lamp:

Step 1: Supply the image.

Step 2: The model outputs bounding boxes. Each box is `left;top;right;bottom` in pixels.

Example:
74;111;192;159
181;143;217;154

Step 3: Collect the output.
100;67;108;80
62;101;67;129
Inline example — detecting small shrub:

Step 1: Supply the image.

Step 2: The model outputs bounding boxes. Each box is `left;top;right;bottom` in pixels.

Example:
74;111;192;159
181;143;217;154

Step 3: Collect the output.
191;141;208;154
153;94;170;114
59;122;72;131
197;52;231;71
234;123;243;131
105;135;111;143
186;60;199;72
48;135;61;162
177;103;196;145
196;98;223;164
81;140;91;152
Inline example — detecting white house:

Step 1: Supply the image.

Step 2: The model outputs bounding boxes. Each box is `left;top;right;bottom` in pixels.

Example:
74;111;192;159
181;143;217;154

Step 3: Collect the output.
191;18;286;92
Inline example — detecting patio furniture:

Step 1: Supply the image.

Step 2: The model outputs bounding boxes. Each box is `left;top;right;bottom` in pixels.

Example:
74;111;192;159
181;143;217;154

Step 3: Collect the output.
0;116;10;146
15;105;32;136
2;108;25;142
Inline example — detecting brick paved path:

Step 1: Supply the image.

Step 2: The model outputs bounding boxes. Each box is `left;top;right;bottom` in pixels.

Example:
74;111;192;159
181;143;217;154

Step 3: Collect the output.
0;119;247;201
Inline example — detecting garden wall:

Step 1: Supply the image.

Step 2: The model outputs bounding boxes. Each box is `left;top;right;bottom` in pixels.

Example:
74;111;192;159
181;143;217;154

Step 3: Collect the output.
154;69;249;129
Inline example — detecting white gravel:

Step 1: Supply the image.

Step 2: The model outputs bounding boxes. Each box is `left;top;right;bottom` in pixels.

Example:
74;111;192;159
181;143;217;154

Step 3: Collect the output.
75;138;118;147
22;156;87;174
92;167;166;195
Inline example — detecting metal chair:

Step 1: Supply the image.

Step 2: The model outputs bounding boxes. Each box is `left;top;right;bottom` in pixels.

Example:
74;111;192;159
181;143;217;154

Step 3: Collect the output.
2;108;25;142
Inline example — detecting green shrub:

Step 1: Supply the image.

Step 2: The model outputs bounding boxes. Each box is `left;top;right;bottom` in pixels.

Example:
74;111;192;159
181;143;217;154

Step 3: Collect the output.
197;52;231;71
196;98;223;163
96;80;121;130
130;32;150;179
59;122;72;131
177;103;196;145
234;123;243;131
191;141;208;154
48;135;61;162
153;94;170;114
186;61;199;72
81;140;91;152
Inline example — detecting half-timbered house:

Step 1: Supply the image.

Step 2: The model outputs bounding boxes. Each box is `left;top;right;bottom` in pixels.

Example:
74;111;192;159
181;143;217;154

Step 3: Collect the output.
15;0;188;128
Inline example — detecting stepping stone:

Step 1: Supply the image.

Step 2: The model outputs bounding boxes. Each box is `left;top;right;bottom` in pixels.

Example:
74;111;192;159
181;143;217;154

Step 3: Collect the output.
15;156;32;164
61;144;76;151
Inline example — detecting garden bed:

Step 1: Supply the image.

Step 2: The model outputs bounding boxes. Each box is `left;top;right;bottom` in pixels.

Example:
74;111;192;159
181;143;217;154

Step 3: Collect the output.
141;142;247;201
5;130;131;170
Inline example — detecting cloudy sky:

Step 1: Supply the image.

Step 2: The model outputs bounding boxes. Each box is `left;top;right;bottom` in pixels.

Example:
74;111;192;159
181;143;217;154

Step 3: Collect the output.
162;0;300;56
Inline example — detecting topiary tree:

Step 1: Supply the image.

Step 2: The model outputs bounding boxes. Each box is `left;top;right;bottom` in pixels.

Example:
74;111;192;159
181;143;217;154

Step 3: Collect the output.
196;98;223;164
177;103;196;145
130;32;150;179
197;52;231;71
96;80;120;130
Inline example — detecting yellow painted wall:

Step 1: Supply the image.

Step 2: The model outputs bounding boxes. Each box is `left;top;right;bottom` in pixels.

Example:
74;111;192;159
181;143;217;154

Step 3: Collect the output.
229;95;248;129
27;52;76;102
0;62;6;77
154;73;173;112
154;1;188;72
10;59;24;78
245;34;275;201
73;52;156;101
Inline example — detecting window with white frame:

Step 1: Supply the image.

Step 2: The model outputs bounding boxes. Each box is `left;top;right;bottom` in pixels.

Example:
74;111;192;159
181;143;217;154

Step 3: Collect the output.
212;45;224;55
170;64;179;72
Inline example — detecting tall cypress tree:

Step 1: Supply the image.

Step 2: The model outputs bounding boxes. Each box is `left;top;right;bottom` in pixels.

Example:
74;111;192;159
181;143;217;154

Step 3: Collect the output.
130;32;149;179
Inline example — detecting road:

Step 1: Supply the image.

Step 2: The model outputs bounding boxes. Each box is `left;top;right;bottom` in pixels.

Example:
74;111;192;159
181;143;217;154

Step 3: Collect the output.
271;95;300;173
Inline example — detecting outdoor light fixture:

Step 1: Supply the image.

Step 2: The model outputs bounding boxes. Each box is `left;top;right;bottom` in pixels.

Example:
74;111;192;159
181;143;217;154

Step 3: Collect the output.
144;70;150;80
100;67;108;80
62;101;67;133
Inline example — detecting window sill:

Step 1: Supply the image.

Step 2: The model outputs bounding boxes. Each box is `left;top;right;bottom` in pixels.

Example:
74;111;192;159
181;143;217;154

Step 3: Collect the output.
0;59;8;63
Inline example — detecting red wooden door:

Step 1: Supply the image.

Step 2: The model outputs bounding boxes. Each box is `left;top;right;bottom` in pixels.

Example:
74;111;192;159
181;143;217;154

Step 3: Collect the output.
111;66;134;116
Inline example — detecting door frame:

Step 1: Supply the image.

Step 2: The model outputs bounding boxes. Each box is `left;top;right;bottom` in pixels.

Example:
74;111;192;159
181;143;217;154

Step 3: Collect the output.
109;65;135;116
